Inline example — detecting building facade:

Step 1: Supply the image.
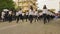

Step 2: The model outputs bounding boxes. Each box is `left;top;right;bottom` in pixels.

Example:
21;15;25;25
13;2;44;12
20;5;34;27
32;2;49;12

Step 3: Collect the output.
59;2;60;11
14;0;38;12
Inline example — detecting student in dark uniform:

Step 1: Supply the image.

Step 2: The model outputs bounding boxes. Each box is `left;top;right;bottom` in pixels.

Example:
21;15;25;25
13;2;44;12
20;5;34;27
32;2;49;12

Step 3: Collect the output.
5;11;9;21
47;10;52;22
1;11;5;22
38;12;43;21
42;5;49;24
18;10;22;21
33;11;38;22
21;12;25;22
25;11;29;22
8;11;12;23
16;11;20;23
28;9;33;23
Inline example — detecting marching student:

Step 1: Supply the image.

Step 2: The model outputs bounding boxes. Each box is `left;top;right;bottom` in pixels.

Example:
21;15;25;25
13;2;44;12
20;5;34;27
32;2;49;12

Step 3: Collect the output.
0;12;1;20
47;10;52;22
38;12;43;21
28;9;34;23
1;11;5;22
18;9;22;20
42;5;49;24
21;12;25;22
16;11;20;23
33;11;38;22
25;11;29;22
8;10;12;23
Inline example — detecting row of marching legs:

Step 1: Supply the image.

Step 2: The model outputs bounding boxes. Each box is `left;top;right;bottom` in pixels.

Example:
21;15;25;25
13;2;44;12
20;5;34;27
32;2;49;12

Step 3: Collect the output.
16;15;53;24
1;14;55;24
16;15;39;23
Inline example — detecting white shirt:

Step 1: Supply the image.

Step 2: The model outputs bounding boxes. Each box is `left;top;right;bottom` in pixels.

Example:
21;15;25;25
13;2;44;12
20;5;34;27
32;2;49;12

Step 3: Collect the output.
2;12;5;16
22;13;25;16
9;11;12;15
29;10;33;15
42;9;48;14
18;10;22;14
26;12;29;15
16;12;19;16
1;12;5;18
39;12;43;16
33;11;38;16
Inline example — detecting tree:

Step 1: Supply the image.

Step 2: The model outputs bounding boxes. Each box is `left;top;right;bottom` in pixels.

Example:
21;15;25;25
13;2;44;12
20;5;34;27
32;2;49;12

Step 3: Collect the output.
0;0;15;11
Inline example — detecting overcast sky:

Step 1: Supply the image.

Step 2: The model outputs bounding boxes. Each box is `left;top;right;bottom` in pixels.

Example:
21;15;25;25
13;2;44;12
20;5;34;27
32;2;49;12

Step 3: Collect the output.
37;0;59;13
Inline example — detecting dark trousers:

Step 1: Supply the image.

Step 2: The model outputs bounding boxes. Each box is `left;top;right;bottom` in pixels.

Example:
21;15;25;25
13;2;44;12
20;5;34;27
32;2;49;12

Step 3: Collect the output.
8;15;12;23
43;14;48;24
21;16;24;22
19;14;22;19
29;15;33;23
19;14;25;22
16;16;19;23
47;15;50;22
34;15;38;22
38;15;43;20
25;15;28;22
43;14;51;24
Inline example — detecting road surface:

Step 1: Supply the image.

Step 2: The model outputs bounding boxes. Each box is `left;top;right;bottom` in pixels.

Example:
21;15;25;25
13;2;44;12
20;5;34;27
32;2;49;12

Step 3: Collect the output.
0;19;60;34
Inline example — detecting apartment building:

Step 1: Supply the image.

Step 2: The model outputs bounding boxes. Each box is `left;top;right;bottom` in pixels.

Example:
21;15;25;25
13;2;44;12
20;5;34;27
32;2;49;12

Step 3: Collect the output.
13;0;38;12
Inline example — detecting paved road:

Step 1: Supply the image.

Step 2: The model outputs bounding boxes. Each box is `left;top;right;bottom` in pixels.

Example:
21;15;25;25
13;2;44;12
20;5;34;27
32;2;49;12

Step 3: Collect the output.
0;19;60;34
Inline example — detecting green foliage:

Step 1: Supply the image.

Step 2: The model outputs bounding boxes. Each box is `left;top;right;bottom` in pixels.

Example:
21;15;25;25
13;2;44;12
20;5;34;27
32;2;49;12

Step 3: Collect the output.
0;0;15;11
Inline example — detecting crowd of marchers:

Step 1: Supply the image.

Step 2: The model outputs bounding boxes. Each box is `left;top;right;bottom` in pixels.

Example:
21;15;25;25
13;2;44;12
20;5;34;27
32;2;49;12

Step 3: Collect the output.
0;5;60;24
